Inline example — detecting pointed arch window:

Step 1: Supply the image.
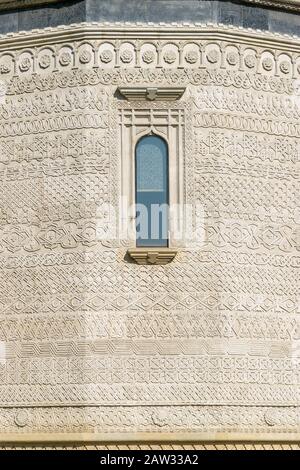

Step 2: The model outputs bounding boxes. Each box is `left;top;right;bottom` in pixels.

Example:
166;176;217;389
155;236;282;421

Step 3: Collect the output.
119;106;185;264
135;135;169;247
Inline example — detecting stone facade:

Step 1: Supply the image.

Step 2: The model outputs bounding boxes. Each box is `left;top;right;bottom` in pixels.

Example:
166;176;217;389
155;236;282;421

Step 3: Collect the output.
0;1;299;446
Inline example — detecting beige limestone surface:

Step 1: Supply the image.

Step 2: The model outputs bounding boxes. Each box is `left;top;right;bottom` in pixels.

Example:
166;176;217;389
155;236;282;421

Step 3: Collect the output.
0;21;298;444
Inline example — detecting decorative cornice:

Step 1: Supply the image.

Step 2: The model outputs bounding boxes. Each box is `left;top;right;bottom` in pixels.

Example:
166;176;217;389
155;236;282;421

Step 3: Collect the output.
0;22;300;52
1;22;300;82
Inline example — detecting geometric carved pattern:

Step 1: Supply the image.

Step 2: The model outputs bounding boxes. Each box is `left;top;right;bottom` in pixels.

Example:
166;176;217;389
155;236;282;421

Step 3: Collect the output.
0;22;299;441
0;406;298;433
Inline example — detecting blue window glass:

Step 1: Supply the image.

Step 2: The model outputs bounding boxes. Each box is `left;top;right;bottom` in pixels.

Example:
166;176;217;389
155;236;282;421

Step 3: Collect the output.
135;135;169;247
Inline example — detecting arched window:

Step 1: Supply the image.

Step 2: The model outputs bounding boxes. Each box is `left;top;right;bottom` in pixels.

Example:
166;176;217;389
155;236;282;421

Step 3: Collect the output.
135;135;169;247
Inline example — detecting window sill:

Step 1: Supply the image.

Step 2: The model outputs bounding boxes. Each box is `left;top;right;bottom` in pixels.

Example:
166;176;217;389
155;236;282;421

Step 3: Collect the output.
127;248;177;265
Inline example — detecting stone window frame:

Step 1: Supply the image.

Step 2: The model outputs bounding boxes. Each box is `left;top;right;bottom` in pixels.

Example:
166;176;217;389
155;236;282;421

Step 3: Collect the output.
118;93;187;264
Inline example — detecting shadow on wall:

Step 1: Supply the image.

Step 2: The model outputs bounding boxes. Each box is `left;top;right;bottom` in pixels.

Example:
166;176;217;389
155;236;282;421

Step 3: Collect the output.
0;0;85;35
0;0;299;36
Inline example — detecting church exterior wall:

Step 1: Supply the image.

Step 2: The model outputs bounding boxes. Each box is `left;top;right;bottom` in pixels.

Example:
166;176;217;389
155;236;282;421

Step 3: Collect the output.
0;1;299;447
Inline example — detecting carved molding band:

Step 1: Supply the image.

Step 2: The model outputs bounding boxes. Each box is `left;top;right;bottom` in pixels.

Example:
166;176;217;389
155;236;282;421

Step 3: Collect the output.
1;23;300;53
1;26;300;85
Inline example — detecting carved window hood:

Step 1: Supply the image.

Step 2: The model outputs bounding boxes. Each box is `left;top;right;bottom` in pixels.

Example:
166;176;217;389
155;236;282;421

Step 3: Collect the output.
127;248;177;265
118;87;186;102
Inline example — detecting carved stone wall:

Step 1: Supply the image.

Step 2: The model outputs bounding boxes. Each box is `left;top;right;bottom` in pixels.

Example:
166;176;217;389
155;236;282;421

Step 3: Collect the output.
0;22;299;443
